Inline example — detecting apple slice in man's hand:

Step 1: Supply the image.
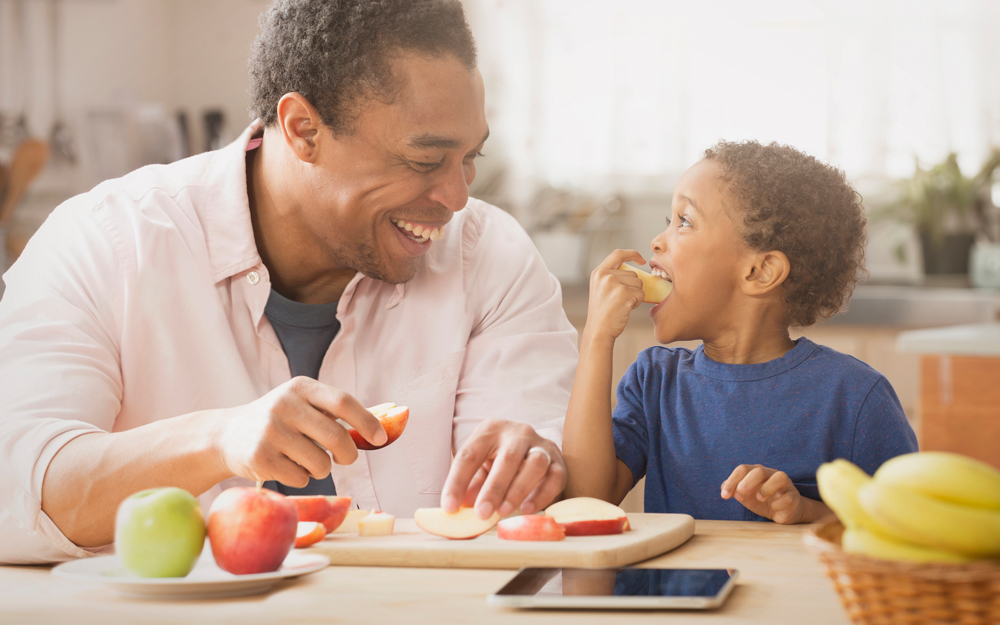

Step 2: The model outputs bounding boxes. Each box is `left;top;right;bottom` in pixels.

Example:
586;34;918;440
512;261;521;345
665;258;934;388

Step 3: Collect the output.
349;404;409;450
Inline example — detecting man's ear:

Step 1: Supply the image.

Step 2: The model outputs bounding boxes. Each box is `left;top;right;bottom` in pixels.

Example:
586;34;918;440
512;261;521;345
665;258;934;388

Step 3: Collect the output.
740;250;790;296
275;92;323;163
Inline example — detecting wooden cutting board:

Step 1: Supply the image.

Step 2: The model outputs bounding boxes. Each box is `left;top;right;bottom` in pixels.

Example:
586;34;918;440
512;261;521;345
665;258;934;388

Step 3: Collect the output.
306;513;694;569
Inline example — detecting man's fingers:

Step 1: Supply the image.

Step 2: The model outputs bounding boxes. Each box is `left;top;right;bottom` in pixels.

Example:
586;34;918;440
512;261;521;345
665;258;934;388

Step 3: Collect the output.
441;432;495;513
462;461;492;508
287;377;387;448
271;454;313;489
519;461;566;514
496;448;552;517
281;429;335;479
474;440;531;519
756;471;791;501
597;248;647;271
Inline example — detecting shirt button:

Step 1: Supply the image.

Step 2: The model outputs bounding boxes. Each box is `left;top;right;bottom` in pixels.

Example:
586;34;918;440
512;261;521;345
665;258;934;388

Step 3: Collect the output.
247;271;260;285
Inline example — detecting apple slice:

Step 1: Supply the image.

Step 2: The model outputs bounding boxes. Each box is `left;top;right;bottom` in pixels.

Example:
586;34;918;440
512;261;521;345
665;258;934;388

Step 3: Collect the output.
333;508;370;534
497;514;566;541
414;507;500;540
287;495;353;533
294;521;327;548
619;264;672;303
544;497;629;536
358;511;395;536
349;405;409;451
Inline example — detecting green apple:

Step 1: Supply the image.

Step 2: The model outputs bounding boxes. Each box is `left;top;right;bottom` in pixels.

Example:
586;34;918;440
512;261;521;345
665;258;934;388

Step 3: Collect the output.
115;487;206;577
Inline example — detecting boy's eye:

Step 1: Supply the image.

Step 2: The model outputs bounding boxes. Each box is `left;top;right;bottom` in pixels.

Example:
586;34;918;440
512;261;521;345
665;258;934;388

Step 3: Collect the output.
680;216;692;227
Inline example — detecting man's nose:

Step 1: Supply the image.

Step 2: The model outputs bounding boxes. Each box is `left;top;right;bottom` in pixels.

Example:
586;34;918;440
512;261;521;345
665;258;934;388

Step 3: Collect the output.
427;161;471;213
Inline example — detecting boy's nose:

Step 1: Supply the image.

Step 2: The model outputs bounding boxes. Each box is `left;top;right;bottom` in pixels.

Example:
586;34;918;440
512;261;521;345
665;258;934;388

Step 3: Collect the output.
651;234;667;254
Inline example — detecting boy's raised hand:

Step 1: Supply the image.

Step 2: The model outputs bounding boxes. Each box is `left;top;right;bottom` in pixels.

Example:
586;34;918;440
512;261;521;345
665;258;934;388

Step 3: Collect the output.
585;250;648;342
720;464;807;524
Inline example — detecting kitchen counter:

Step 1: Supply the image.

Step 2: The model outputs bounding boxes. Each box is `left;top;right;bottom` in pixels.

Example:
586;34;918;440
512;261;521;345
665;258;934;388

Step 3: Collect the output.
897;322;1000;356
0;520;848;625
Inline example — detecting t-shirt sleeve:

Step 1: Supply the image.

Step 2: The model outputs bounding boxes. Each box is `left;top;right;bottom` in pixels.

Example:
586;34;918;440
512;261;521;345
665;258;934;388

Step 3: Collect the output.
850;376;919;475
612;358;651;485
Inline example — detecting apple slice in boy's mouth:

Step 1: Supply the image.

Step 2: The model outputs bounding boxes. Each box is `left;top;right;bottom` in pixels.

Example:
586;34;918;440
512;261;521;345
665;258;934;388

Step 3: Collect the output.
619;264;673;303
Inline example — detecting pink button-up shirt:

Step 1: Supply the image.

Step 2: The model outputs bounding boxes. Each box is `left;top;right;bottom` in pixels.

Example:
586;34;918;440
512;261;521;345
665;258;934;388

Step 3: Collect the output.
0;124;578;564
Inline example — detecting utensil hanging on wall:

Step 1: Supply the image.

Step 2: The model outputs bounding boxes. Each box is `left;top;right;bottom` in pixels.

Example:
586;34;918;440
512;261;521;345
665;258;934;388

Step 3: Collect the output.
0;138;49;225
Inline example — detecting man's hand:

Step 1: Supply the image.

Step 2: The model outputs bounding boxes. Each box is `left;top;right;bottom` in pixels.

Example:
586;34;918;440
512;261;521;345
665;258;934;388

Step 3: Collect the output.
720;464;830;525
583;249;647;343
214;377;387;487
441;419;566;519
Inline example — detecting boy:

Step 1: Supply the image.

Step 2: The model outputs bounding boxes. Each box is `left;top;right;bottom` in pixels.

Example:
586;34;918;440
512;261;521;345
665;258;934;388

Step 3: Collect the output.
563;141;918;523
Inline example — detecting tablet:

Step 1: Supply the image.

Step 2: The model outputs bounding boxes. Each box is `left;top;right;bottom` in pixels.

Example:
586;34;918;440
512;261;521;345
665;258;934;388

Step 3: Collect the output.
487;567;738;610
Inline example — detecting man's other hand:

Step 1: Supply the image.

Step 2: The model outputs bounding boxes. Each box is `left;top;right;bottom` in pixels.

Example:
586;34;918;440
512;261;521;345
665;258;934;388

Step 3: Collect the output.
440;419;566;519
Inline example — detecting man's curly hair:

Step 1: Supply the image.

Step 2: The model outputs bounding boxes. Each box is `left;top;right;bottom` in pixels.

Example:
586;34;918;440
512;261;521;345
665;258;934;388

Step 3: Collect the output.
703;141;868;327
248;0;476;133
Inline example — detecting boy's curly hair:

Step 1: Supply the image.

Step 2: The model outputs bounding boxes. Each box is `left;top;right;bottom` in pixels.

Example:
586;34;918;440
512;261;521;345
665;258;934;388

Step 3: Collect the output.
248;0;476;134
703;141;867;327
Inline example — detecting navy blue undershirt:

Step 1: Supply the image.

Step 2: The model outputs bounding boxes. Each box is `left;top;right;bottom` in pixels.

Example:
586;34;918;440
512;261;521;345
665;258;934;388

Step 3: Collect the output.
261;288;341;496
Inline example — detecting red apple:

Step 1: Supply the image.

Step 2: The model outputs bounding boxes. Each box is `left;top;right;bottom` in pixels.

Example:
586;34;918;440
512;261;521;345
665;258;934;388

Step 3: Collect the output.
497;514;566;541
544;497;629;536
294;521;327;548
349;405;409;451
207;487;297;575
287;495;352;533
414;506;500;540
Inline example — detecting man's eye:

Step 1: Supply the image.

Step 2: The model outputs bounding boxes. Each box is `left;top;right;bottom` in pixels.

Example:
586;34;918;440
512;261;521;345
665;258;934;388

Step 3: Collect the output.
412;161;442;171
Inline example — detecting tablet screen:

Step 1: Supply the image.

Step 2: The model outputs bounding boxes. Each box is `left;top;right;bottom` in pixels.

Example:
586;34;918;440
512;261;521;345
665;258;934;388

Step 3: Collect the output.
495;567;736;598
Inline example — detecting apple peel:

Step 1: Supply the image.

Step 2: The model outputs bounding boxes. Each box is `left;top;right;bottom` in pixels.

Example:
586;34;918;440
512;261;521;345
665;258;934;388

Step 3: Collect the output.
619;264;672;304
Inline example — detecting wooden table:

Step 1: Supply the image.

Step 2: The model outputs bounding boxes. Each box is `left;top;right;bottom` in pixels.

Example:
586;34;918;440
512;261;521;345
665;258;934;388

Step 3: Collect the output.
0;521;850;625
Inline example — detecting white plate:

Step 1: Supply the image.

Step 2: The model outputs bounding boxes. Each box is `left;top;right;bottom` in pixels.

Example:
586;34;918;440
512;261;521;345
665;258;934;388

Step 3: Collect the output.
52;550;329;600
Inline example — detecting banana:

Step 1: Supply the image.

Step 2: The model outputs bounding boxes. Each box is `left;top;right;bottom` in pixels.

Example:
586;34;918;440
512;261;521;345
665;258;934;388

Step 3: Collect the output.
842;527;971;564
858;481;1000;558
874;452;1000;510
816;459;879;530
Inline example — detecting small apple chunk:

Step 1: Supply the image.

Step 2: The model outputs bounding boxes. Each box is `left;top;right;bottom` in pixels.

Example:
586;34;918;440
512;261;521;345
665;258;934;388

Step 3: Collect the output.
358;512;395;536
294;522;327;548
619;264;672;304
497;515;566;541
115;487;205;578
207;487;298;575
414;507;500;540
544;497;629;536
349;405;409;451
333;508;370;534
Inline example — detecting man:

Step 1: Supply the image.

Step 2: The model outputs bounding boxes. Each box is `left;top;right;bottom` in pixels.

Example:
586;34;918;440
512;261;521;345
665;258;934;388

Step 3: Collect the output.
0;0;577;564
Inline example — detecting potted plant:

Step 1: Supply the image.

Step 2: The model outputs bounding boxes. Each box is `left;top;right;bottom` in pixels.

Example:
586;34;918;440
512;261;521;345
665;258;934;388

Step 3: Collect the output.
878;151;1000;275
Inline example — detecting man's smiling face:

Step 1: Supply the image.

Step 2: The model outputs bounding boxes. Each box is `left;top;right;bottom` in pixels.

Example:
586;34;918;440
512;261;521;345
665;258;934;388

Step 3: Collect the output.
299;52;488;284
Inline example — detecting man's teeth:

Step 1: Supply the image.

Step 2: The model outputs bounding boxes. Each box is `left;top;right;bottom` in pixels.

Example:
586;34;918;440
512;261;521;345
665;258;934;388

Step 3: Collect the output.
392;219;442;242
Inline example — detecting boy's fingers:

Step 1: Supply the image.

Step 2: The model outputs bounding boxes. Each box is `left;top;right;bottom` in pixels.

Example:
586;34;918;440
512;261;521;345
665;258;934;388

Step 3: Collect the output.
598;249;646;271
720;465;752;498
735;467;768;498
768;490;796;511
756;471;791;500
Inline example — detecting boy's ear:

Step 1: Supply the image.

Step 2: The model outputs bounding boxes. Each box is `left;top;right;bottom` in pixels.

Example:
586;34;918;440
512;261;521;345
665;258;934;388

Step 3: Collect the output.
740;250;790;296
276;92;322;163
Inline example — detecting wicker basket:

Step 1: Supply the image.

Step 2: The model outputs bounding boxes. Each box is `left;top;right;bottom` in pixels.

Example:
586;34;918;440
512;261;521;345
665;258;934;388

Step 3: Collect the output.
803;516;1000;625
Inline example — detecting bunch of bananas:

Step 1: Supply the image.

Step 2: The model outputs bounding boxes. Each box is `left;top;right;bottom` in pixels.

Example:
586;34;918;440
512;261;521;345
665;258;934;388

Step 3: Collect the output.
816;452;1000;563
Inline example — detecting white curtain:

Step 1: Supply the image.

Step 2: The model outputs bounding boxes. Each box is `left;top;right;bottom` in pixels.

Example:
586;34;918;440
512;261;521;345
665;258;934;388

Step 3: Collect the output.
468;0;1000;199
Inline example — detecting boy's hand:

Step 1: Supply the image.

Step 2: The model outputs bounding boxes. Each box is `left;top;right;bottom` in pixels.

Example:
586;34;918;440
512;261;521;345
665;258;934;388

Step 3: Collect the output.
720;464;807;524
583;249;647;342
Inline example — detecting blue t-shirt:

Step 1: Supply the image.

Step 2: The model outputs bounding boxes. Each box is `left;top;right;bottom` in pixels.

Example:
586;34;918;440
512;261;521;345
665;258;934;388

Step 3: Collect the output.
612;338;918;522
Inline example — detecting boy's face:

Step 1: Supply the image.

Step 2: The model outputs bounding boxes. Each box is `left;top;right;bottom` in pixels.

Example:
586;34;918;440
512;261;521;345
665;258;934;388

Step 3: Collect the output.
648;159;753;344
